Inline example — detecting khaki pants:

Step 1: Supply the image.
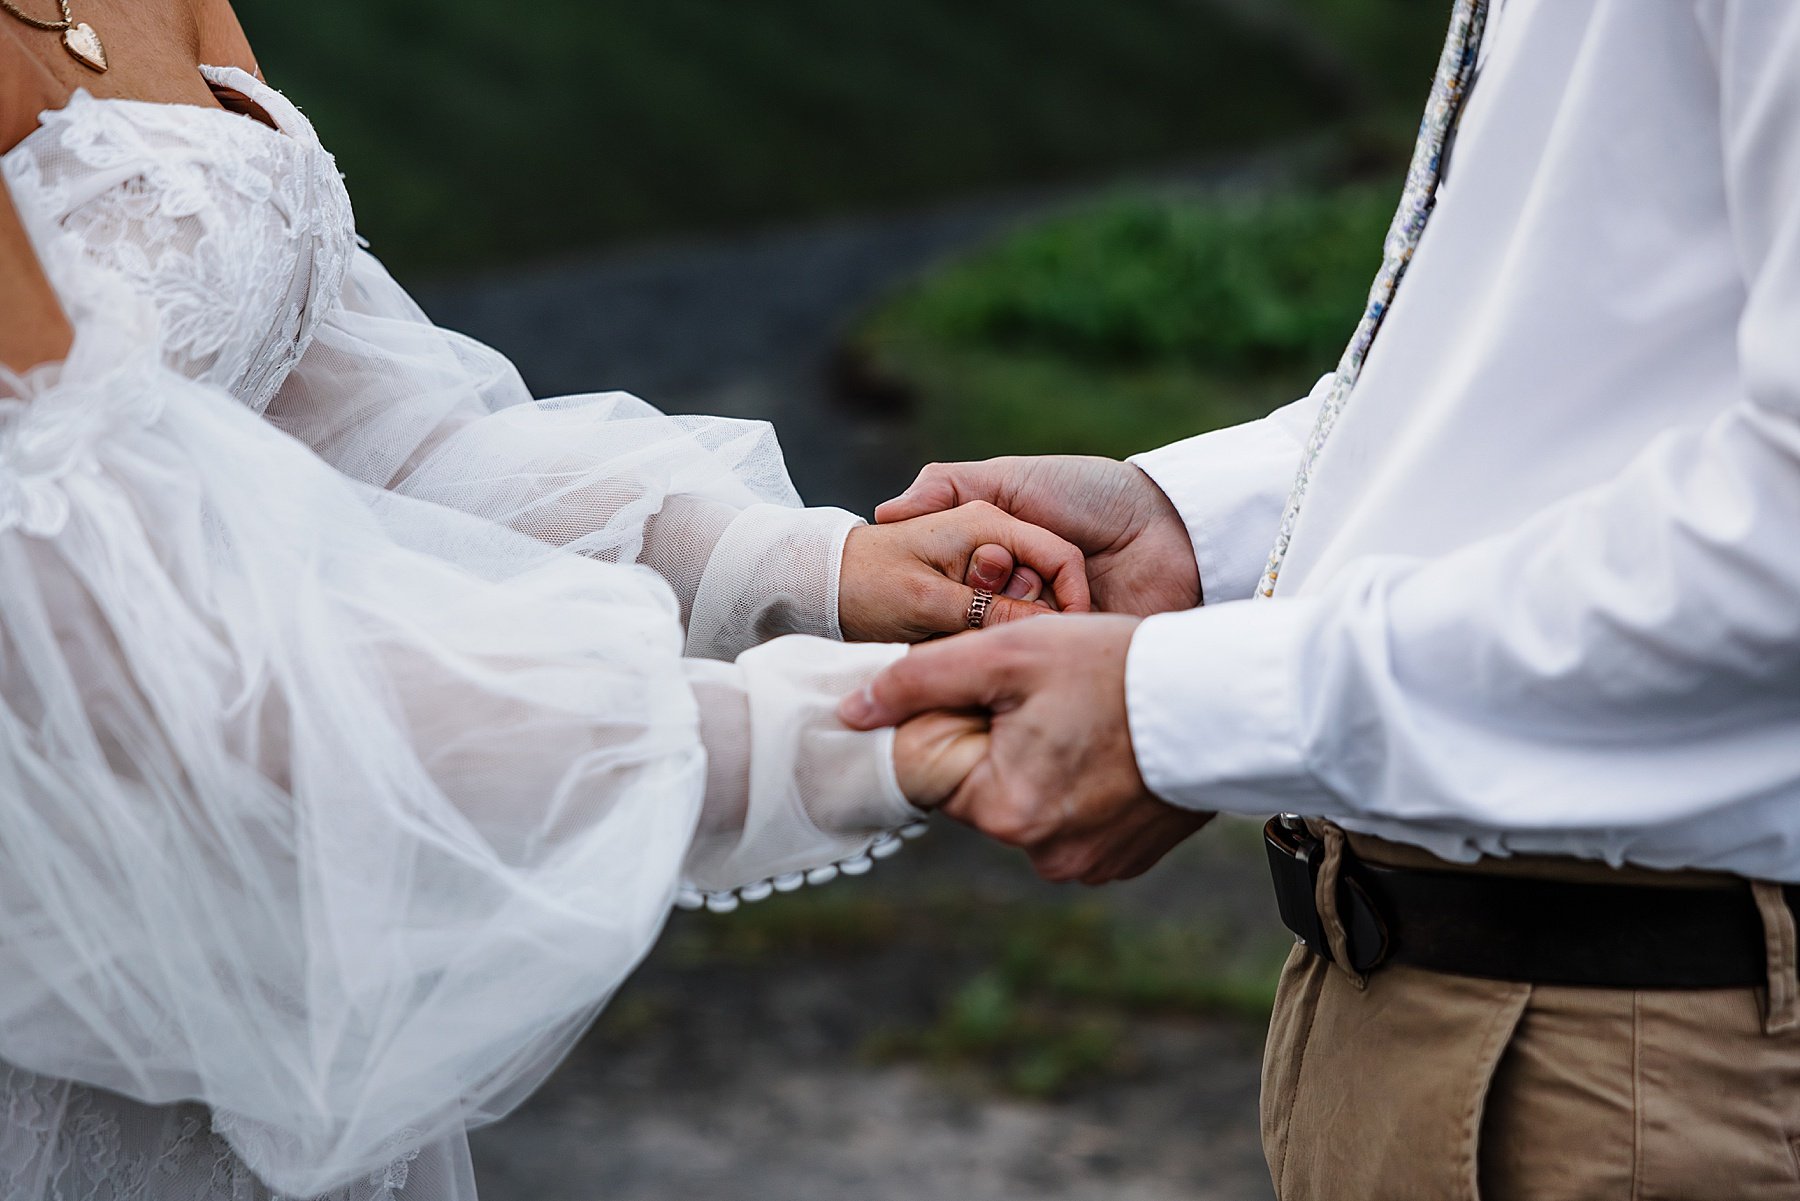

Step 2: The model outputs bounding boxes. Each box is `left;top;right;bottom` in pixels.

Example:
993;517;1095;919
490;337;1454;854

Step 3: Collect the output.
1261;832;1800;1200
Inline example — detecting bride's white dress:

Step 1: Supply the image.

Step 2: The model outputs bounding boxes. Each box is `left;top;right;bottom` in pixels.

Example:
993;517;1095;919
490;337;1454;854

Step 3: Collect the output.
0;66;923;1200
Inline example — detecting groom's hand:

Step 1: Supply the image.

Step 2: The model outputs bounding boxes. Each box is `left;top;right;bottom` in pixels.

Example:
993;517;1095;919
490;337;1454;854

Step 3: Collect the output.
875;457;1201;617
840;614;1213;883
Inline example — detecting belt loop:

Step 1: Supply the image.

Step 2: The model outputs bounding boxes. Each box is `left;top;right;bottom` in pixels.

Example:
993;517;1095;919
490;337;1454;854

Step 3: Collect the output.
1313;822;1368;990
1751;880;1798;1034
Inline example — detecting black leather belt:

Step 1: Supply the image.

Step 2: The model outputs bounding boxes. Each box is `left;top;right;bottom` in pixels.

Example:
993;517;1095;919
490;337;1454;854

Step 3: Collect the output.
1265;816;1795;990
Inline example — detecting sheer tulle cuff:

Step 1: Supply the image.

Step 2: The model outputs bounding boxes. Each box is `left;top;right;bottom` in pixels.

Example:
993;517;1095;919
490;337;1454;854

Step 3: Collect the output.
685;504;862;659
678;638;927;907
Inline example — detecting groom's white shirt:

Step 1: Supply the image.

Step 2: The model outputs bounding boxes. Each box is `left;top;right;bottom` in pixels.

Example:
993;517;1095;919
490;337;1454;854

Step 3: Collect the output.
1123;0;1800;879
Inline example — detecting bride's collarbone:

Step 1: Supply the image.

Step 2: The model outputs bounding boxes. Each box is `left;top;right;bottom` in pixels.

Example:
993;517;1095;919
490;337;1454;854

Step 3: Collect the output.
0;3;265;156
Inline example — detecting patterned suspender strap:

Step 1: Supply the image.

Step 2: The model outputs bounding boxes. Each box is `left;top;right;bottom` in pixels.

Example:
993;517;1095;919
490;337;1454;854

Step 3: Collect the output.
1255;0;1491;599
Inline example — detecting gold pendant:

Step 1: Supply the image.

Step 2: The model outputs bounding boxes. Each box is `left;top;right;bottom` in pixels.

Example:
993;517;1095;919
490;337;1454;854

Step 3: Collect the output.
62;21;107;72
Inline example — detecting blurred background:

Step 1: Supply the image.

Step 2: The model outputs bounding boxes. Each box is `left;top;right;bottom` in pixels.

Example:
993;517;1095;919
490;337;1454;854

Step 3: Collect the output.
237;1;1447;1197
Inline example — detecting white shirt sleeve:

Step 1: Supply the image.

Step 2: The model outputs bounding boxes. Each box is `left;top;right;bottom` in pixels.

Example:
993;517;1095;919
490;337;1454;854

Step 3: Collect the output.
1125;1;1800;878
1128;380;1324;605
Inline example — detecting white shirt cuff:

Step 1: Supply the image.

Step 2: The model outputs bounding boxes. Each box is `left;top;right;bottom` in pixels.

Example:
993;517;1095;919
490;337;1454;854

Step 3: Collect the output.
1125;598;1331;814
1128;389;1322;605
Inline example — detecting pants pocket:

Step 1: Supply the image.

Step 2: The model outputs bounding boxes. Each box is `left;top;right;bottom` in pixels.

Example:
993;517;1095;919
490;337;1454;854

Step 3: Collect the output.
1264;961;1528;1201
1480;984;1800;1201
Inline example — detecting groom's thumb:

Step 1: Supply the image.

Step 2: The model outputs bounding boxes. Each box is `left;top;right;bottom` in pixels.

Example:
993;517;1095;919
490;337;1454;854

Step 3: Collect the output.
839;641;1000;730
876;460;1007;524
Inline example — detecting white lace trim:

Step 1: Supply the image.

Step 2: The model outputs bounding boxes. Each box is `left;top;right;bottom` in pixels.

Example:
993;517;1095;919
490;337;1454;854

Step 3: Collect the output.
0;1066;423;1201
1;68;356;417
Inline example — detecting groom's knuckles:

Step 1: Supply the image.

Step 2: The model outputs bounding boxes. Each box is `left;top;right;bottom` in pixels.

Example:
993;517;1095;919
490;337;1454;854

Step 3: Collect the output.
936;764;1032;845
1032;845;1091;883
973;802;1042;848
970;779;1059;847
879;458;1035;523
1047;838;1134;885
1022;821;1098;876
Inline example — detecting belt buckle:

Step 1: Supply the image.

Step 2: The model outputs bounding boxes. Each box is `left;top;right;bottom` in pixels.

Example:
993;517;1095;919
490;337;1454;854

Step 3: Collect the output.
1265;815;1330;953
1264;815;1391;974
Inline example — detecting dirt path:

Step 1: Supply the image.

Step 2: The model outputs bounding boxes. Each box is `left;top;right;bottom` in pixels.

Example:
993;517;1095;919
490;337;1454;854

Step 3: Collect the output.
416;185;1287;1201
470;826;1282;1201
414;194;1021;517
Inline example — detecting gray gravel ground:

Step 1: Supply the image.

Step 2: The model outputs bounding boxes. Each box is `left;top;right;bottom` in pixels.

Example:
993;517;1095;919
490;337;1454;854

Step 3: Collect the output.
414;196;1017;517
414;187;1284;1201
470;825;1281;1201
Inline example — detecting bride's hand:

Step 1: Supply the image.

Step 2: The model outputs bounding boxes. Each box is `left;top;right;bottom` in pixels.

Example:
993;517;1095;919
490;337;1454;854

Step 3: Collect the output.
893;710;990;810
839;502;1091;642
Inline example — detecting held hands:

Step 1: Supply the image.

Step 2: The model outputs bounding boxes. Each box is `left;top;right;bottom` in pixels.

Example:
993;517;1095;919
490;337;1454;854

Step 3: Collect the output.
840;454;1201;643
838;501;1092;643
851;455;1212;882
891;710;991;811
876;456;1201;617
851;613;1213;884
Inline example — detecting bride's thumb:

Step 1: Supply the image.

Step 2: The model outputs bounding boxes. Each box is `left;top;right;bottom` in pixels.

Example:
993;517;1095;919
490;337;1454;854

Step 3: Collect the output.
965;544;1014;592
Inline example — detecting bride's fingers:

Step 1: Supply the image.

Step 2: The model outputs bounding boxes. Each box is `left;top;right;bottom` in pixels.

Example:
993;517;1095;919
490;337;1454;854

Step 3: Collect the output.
899;558;1041;632
892;711;991;809
950;504;1091;613
976;591;1059;627
910;572;1043;634
962;550;1044;604
1005;566;1045;603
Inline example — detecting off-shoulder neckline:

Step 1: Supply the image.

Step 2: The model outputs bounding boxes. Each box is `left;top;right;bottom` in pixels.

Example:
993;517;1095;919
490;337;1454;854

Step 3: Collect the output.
4;65;308;166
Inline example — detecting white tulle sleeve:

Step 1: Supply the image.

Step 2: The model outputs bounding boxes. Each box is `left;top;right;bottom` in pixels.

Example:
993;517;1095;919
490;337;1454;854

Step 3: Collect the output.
681;639;923;908
264;250;858;661
0;265;917;1196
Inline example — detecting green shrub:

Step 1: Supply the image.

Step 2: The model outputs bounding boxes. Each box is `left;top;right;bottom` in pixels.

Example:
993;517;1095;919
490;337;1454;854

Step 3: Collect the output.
850;185;1393;459
886;187;1390;370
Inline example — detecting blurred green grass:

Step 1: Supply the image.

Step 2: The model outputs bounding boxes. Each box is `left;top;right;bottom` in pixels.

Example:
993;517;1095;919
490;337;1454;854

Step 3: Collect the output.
864;903;1289;1099
846;184;1393;459
663;889;1290;1099
238;0;1445;271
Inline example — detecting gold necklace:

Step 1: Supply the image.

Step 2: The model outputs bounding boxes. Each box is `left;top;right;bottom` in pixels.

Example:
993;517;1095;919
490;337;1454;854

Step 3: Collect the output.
0;0;107;73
